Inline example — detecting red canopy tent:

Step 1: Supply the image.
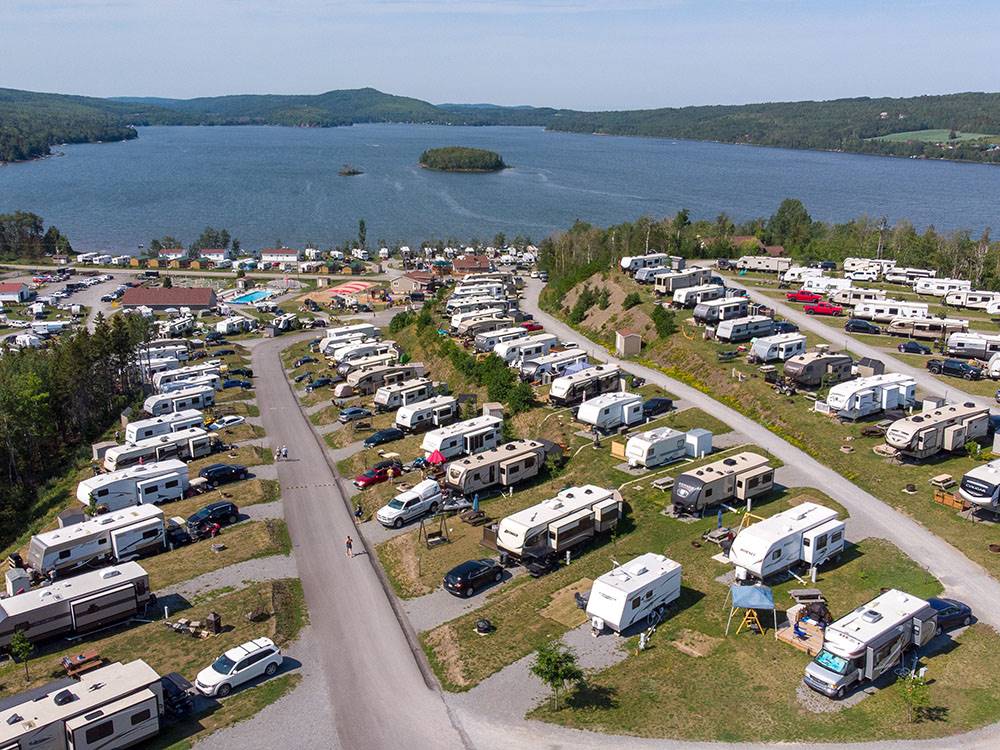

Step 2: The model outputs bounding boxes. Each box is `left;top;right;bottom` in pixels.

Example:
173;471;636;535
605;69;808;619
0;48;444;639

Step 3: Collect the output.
427;450;447;465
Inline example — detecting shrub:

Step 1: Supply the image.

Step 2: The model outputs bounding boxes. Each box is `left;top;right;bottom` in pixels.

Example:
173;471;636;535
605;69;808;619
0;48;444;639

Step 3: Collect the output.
651;305;677;337
623;292;642;310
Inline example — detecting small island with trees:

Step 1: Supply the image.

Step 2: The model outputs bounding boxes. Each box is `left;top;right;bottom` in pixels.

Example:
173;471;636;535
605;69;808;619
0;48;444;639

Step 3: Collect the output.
339;164;363;176
419;146;507;172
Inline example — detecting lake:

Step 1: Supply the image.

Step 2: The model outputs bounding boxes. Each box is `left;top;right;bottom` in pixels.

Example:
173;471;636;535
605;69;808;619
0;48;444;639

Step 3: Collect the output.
1;124;999;251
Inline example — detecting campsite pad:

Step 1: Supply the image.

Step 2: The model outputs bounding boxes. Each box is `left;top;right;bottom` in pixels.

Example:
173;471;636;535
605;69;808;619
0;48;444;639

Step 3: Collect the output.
540;578;593;628
671;629;722;658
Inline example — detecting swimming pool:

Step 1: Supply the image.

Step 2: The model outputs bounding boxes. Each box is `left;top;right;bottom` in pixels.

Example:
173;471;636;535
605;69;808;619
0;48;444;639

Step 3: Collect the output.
231;290;275;304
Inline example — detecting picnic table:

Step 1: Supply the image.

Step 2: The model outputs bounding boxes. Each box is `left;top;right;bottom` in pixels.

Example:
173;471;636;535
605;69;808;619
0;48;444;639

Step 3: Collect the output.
61;650;102;677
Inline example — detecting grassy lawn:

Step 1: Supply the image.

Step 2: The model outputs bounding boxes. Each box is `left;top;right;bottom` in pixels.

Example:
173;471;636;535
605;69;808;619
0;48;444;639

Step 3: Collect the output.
871;129;998;143
209;400;261;418
323;410;397;448
216;388;256;403
310;404;344;426
208;422;265;442
189;445;273;474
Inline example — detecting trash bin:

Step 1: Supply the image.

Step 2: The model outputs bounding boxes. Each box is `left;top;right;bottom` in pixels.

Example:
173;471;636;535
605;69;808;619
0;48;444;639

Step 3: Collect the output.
206;611;223;634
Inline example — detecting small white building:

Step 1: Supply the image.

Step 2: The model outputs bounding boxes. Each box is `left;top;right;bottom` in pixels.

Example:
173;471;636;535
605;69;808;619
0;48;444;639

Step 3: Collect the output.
200;248;231;263
260;247;302;264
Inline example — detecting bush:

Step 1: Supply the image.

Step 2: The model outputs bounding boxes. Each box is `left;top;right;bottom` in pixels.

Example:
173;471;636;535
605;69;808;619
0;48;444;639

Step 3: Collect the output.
569;284;598;324
596;288;611;310
388;311;414;333
651;305;677;337
622;292;641;310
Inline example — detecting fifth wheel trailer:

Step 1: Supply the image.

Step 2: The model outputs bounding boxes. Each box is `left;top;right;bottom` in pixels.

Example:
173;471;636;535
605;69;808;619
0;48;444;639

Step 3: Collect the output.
395;395;460;432
748;333;807;363
124;409;204;444
373;377;436;411
419;415;503;460
671;452;773;515
474;326;529;353
77;460;190;511
693;297;748;325
673;284;725;308
336;351;399;378
548;364;622;406
102;428;216;472
520;348;588;382
586;553;682;635
576;392;644;433
944;290;1000;310
143;385;215;416
345;363;426;395
653;267;714;296
885;401;991;460
822;373;917;420
784;351;854;388
444;440;547;496
946;332;1000;360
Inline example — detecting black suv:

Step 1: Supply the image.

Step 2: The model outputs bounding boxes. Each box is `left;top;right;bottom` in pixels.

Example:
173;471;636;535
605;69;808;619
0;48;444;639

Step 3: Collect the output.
844;318;881;335
188;501;240;531
199;464;249;487
443;559;504;597
927;358;983;380
642;397;674;419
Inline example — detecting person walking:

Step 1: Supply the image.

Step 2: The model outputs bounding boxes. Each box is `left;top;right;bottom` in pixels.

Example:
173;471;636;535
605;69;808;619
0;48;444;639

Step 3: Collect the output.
280;445;288;461
345;535;354;558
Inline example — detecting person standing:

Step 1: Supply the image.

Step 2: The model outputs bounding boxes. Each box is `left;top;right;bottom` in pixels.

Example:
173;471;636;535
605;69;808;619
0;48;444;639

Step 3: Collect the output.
345;535;354;558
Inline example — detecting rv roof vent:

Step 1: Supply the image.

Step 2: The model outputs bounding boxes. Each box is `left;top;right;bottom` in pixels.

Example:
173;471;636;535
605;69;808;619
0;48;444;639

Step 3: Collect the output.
635;566;648;576
53;690;76;706
912;416;923;423
964;402;976;408
583;488;593;495
722;458;737;466
861;609;883;624
100;568;121;580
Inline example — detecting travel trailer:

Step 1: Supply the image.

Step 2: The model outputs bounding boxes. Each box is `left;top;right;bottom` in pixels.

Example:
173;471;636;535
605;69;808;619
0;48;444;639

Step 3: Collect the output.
671;452;773;515
474;326;529;353
319;323;381;353
853;300;929;323
885;401;991;460
735;256;792;273
493;485;622;559
801;276;853;294
693;297;749;325
0;562;152;648
586;553;682;634
625;427;687;468
520;348;588;381
142;343;188;363
884;266;937;285
395;395;459;432
143;385;215;416
27;505;165;577
0;660;165;750
548;364;622;406
449;282;505;300
215;315;251;335
420;415;503;460
328;339;399;365
804;589;937;699
620;253;672;274
446;296;510;317
730;501;845;582
152;361;222;390
914;277;972;297
346;363;426;395
673;283;726;308
271;313;298;332
141;357;181;379
157;373;222;394
886;317;968;340
77;460;190;511
749;332;807;363
373;377;436;411
456;314;514;338
653;267;714;296
336;351;400;377
634;267;673;284
959;459;1000;510
986;298;1000;317
124;409;204;444
444;440;547;496
844;257;896;274
829;287;887;307
715;315;775;343
450;306;507;331
102;428;215;472
944;290;1000;310
494;333;559;365
577;392;644;433
781;266;825;284
823;373;917;420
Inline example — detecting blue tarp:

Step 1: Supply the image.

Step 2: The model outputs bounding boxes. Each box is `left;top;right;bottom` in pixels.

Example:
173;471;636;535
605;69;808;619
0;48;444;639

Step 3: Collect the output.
730;585;775;609
561;360;591;376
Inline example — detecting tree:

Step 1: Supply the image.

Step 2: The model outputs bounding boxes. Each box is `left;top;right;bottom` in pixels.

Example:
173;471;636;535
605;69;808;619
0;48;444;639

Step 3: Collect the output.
358;219;367;250
651;305;677;337
493;232;506;249
899;671;931;722
530;642;583;710
623;292;642;310
766;199;813;252
190;226;231;253
9;630;33;681
162;276;173;289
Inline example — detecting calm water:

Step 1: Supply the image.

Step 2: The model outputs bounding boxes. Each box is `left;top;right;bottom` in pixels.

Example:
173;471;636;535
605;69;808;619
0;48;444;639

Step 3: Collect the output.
1;124;999;251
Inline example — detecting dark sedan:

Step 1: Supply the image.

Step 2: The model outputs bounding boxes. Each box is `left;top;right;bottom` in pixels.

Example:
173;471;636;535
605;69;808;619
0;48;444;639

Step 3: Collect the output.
364;428;404;448
306;377;333;392
222;379;253;389
229;367;254;378
928;597;973;633
199;463;249;487
295;356;317;367
897;340;932;355
642;397;674;419
443;558;504;597
214;348;237;356
772;321;800;334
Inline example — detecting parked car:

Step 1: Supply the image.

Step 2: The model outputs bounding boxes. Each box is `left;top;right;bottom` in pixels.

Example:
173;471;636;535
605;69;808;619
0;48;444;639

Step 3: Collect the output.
354;461;402;489
222;379;252;390
927;598;973;633
306;377;333;393
845;318;881;335
199;464;249;487
214;348;237;356
539;271;548;281
363;428;404;448
195;637;283;697
228;367;254;378
339;406;372;423
295;356;317;367
375;480;441;528
187;500;240;532
443;558;504;597
100;293;115;302
204;331;223;342
642;397;674;419
927;358;982;380
294;372;312;384
520;321;544;332
897;340;932;355
786;290;823;304
208;415;246;430
804;301;844;316
847;271;878;282
772;320;800;334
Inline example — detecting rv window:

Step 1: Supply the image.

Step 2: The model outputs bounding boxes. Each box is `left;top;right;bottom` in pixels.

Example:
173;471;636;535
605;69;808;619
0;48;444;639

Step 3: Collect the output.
816;534;828;548
59;549;71;559
142;529;160;540
763;472;773;483
831;531;843;543
98;538;107;544
144;484;158;494
644;591;653;600
748;477;759;489
525;456;536;468
86;721;115;743
97;488;109;497
704;488;713;498
631;597;641;610
771;550;781;560
166;480;178;489
131;709;152;725
802;537;811;548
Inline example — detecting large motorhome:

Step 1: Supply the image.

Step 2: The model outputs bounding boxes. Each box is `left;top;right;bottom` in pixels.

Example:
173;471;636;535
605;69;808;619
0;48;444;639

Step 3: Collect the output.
781;266;825;283
884;266;936;285
625;427;687;468
947;332;1000;360
735;256;792;273
27;505;165;577
653;267;714;296
328;339;399;365
586;553;682;635
620;253;671;274
749;332;807;363
829;287;887;307
715;315;774;343
444;440;547;496
853;300;929;323
493;485;622;559
801;276;853;294
456;314;514;338
577;392;644;433
336;351;400;378
395;395;459;433
124;409;204;444
730;502;845;582
959;459;1000;510
824;373;917;420
494;333;559;365
475;326;529;353
0;562;152;648
346;363;425;395
0;660;164;750
420;415;503;460
886;317;968;339
673;284;725;308
143;385;215;416
520;348;588;382
784;351;854;388
804;590;937;699
103;428;215;472
152;361;222;390
373;377;436;411
671;452;773;515
885;401;991;460
548;364;622;406
693;297;749;325
914;277;972;297
944;290;1000;310
77;460;190;511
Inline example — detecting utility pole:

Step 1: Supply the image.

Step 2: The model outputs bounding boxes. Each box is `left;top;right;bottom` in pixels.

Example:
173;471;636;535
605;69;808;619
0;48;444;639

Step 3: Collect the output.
876;216;888;260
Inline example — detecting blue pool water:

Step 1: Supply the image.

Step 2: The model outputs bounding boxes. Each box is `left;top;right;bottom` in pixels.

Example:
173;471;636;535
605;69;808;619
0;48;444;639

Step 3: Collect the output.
231;290;273;304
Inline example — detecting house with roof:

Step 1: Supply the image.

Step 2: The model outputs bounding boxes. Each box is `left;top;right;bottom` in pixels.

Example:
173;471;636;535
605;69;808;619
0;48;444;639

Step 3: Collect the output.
260;248;302;264
391;271;437;297
0;282;34;304
764;245;787;257
157;248;188;261
199;248;231;263
452;254;491;276
120;287;217;311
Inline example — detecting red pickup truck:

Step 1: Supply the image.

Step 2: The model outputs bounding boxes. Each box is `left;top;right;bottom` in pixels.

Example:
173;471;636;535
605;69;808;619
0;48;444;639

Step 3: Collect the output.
786;290;823;304
804;301;844;316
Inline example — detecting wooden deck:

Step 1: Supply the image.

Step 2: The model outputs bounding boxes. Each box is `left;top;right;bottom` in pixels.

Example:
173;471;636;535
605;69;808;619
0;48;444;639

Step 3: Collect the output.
776;621;824;656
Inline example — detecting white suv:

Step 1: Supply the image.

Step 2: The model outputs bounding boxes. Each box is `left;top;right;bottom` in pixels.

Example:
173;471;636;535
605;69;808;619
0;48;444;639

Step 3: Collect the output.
195;637;282;697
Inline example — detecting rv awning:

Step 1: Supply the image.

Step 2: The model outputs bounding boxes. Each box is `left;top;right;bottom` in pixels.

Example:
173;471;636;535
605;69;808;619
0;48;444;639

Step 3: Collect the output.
730;585;775;609
561;360;591;376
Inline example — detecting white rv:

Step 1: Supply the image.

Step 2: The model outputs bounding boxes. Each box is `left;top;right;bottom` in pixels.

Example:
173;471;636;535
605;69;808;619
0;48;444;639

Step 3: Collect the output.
0;562;152;648
693;297;749;325
446;296;509;317
456;313;514;338
577;392;644;433
801;276;853;294
328;339;399;365
494;485;622;559
271;313;298;331
634;267;673;285
823;373;917;420
781;266;824;284
103;428;215;472
884;266;936;285
0;660;164;750
671;452;773;514
843;257;896;274
475;326;529;353
729;502;845;582
157;373;222;394
395;395;459;433
346;363;426;395
142;343;188;362
829;287;887;307
142;357;181;378
373;377;435;411
625;427;687;468
143;385;215;416
449;282;505;300
548;364;622;406
215;315;251;335
586;553;682;634
944;290;1000;310
735;256;792;273
620;253;671;274
749;332;807;363
885;401;991;460
914;277;972;297
320;323;380;350
673;284;725;308
77;460;190;511
950;331;1000;360
886;317;968;339
653;267;714;296
152;361;222;390
27;505;165;576
959;459;1000;510
420;415;503;460
335;351;400;377
804;589;937;699
853;300;929;323
715;315;775;343
450;306;507;331
520;348;588;381
444;440;547;496
494;333;559;365
124;409;204;444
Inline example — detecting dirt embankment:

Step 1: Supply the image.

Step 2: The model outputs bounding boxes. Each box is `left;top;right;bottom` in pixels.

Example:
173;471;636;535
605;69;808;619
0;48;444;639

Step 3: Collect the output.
563;271;655;338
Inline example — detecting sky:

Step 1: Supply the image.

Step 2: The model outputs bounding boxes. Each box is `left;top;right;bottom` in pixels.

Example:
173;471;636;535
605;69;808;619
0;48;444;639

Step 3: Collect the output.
2;0;999;110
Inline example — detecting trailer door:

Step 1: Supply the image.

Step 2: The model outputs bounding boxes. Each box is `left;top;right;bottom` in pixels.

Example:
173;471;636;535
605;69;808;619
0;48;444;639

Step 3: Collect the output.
70;583;138;632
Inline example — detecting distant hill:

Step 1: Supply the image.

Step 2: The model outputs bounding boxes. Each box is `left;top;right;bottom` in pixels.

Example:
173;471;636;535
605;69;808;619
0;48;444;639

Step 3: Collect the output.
4;86;1000;164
